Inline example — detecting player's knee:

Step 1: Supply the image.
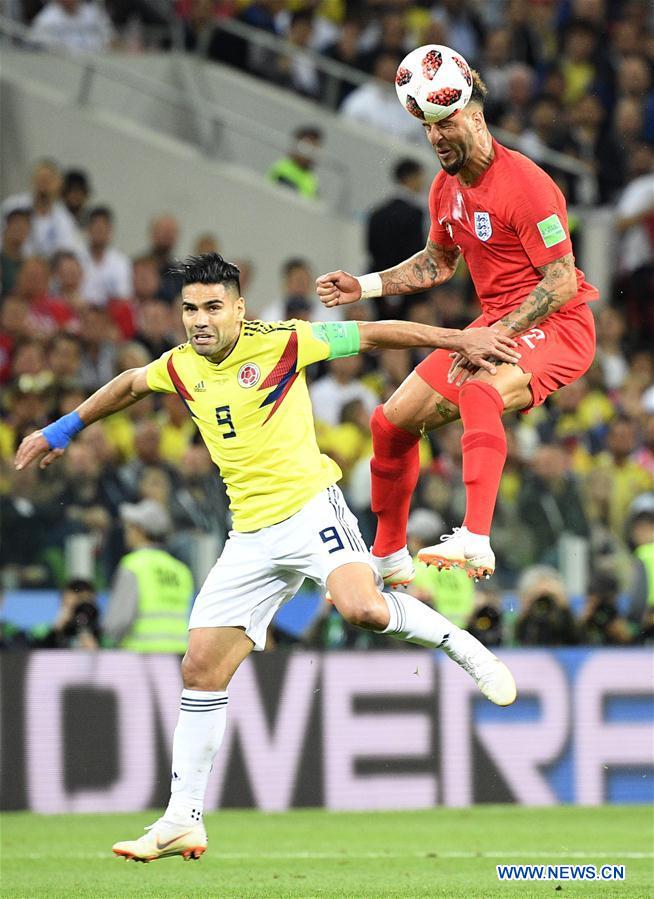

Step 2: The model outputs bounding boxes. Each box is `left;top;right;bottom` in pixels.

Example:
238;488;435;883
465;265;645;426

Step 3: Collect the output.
332;589;387;631
181;648;227;691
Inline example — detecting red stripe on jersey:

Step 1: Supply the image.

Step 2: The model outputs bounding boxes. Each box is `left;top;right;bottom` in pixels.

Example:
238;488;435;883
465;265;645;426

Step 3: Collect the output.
166;355;193;401
259;331;298;388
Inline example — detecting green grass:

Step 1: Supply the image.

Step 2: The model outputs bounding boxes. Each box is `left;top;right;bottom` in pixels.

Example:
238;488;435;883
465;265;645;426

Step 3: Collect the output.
1;807;652;898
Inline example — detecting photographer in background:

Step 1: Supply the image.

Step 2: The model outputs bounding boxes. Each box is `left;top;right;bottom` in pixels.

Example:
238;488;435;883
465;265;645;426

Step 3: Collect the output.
514;566;579;646
36;578;101;649
579;572;633;646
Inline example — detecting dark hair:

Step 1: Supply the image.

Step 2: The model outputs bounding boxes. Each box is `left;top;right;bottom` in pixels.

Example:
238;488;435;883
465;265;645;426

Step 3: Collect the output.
64;578;96;596
51;249;81;269
4;207;31;225
469;70;488;107
63;169;91;193
294;125;322;143
394;158;423;183
88;205;114;223
282;256;310;277
169;252;241;293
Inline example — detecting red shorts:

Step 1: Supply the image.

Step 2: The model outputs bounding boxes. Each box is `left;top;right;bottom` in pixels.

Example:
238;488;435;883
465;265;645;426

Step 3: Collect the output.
416;302;596;409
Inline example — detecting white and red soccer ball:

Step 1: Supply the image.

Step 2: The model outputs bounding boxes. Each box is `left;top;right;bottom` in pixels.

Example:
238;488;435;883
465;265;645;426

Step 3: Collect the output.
395;45;473;123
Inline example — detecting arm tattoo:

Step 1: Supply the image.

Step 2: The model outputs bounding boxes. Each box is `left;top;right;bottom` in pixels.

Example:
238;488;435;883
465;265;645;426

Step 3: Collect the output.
498;253;577;334
381;240;460;295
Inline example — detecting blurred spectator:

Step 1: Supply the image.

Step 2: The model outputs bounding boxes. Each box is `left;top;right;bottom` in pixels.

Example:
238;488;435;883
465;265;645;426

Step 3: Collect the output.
80;206;133;306
193;232;221;256
634;413;654;479
514;566;579;646
35;578;101;649
614;142;654;345
29;0;114;53
15;257;77;335
267;125;322;199
78;306;117;391
61;169;92;227
322;17;363;105
579;570;633;645
2;159;81;258
158;393;196;464
272;11;321;99
626;509;654;639
1;208;31;298
480;26;512;104
134;300;176;359
559;19;602;107
132;255;162;305
0;463;63;587
259;256;328;322
567;93;624;203
310;354;377;427
431;0;482;65
518;444;590;567
51;250;86;312
587;416;654;537
366;158;426;318
405;507;475;629
357;8;409;75
47;332;82;387
144;214;182;304
466;583;505;648
595;306;629;390
340;52;424;144
103;499;193;652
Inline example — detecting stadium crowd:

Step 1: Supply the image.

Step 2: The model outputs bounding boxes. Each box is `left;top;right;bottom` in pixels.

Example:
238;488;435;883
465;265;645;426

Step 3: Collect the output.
1;0;654;648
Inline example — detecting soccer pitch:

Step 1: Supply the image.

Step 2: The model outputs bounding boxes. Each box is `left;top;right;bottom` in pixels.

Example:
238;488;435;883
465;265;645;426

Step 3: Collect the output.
2;807;652;898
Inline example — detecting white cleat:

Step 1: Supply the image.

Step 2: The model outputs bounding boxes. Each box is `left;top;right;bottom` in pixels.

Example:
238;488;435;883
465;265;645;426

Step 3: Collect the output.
112;818;207;863
372;546;416;588
442;630;517;706
418;526;495;581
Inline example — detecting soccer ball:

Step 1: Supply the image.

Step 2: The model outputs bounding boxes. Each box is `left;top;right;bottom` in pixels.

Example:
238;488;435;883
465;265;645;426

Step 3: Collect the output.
395;45;473;123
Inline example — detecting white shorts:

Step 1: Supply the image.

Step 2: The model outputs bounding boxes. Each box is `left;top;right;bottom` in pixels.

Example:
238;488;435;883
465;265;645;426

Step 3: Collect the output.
189;485;380;650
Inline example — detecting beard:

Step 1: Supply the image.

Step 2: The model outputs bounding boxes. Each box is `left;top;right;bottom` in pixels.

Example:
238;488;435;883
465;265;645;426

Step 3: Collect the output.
437;145;467;174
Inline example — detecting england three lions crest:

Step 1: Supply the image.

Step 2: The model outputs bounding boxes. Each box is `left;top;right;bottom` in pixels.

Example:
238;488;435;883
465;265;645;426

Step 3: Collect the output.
474;211;492;241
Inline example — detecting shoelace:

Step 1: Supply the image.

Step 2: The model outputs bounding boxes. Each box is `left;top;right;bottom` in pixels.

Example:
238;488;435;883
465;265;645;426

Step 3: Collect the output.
439;527;462;543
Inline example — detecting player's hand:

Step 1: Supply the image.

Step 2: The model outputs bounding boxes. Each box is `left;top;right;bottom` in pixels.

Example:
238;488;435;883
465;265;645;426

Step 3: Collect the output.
316;271;362;307
15;431;65;471
448;354;478;387
455;328;521;373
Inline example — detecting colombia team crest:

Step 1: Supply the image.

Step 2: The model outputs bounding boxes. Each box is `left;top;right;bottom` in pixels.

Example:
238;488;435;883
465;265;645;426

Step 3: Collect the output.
238;362;261;388
474;211;492;241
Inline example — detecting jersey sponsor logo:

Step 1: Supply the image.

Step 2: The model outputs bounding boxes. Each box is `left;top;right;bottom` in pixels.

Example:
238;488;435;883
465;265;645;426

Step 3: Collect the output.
237;362;261;388
193;380;206;392
537;214;567;248
474;211;493;242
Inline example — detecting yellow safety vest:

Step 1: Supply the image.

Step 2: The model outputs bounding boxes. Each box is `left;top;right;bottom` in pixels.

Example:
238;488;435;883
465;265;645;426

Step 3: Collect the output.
120;548;193;653
635;543;654;607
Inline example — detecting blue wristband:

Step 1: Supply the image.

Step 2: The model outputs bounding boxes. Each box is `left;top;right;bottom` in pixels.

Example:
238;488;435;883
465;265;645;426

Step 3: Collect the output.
42;411;85;450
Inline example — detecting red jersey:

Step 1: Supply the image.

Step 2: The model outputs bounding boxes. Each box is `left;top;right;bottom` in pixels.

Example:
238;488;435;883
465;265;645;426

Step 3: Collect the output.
428;139;598;322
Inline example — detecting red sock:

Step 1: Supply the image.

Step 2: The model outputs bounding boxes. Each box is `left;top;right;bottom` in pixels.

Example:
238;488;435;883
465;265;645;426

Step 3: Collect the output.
459;381;506;536
370;406;420;556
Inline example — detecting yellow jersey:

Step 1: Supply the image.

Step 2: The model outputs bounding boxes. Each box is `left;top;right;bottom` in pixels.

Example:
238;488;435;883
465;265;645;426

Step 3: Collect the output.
146;319;346;532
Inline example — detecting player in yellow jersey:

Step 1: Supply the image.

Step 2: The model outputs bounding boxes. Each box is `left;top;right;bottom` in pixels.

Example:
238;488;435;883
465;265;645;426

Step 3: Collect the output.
16;253;518;862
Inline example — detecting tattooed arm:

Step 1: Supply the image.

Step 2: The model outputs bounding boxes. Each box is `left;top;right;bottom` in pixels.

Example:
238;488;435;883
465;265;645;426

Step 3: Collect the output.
315;240;460;308
447;253;579;387
380;240;460;296
494;253;579;335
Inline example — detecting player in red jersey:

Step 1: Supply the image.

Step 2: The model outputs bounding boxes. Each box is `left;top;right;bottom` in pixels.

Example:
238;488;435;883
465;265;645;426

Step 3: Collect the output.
317;63;597;583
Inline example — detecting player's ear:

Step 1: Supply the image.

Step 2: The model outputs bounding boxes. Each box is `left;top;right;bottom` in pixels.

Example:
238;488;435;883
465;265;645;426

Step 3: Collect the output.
236;296;245;321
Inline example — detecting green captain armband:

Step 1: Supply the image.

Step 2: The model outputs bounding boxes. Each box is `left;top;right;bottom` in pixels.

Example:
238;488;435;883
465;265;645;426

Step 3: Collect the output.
311;321;361;359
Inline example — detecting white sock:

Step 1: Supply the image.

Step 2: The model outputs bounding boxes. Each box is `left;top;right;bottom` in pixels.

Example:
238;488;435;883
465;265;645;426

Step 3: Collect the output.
459;526;491;546
163;689;228;826
372;545;410;563
380;590;461;648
